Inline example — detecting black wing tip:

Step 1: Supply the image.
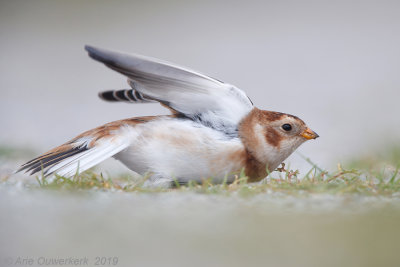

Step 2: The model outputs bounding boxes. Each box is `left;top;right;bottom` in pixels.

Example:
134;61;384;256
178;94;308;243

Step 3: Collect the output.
84;45;100;55
16;146;89;176
98;89;157;104
84;45;113;64
84;45;97;58
98;90;132;102
98;90;119;102
84;44;93;52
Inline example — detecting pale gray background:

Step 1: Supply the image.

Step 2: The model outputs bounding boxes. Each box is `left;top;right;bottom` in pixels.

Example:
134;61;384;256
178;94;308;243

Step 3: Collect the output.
1;2;400;266
1;0;399;173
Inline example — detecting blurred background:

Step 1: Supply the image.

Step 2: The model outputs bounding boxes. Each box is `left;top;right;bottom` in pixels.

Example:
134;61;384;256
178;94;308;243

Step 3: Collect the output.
1;0;400;173
1;2;400;267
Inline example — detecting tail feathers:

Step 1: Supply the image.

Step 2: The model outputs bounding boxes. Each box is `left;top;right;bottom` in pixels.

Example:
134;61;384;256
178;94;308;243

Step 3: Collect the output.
44;141;128;178
17;145;88;175
17;137;129;178
16;114;160;178
99;89;155;103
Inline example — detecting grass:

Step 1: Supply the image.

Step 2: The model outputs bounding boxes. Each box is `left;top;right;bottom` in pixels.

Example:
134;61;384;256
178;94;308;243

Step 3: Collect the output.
28;152;400;197
2;145;399;196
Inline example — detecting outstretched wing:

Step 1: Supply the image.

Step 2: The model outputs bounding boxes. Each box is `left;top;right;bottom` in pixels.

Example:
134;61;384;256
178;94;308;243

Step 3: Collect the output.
17;117;156;178
85;45;254;136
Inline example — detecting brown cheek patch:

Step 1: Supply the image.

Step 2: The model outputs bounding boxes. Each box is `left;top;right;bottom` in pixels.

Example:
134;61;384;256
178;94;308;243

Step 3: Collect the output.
265;127;282;147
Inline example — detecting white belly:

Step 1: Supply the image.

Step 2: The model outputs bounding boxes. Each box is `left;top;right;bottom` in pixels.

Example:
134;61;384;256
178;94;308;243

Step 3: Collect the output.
113;118;246;186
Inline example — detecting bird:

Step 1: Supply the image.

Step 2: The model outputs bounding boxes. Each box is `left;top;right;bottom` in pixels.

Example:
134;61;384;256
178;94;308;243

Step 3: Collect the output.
17;46;319;187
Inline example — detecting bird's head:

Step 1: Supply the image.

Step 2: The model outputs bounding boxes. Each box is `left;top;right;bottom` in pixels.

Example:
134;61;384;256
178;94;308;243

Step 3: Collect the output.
239;108;319;173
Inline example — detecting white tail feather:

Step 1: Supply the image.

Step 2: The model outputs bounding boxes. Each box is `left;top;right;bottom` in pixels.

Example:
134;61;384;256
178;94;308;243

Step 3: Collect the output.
46;140;129;178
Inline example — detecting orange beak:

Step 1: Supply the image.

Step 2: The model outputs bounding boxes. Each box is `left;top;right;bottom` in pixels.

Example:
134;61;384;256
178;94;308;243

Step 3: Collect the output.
301;128;319;140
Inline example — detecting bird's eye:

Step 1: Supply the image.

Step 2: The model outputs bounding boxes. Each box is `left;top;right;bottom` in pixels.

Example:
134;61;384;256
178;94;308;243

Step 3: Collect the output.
282;124;292;131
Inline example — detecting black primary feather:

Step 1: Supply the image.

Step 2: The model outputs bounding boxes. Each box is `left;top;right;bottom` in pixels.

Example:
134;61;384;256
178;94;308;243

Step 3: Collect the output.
98;89;155;103
17;146;89;175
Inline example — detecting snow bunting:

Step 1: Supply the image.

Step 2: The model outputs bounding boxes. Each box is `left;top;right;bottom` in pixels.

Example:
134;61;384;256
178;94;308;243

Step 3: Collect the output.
17;46;319;187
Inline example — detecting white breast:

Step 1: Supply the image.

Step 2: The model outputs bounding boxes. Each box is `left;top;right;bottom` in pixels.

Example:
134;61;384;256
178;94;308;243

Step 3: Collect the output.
113;118;246;186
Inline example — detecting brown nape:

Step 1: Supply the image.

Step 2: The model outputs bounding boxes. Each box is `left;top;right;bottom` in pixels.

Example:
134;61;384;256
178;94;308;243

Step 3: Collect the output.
238;108;275;181
260;110;286;121
259;109;302;123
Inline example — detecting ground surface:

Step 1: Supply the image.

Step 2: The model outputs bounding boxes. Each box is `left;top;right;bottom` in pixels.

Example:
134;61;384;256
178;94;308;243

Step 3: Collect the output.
1;147;399;267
